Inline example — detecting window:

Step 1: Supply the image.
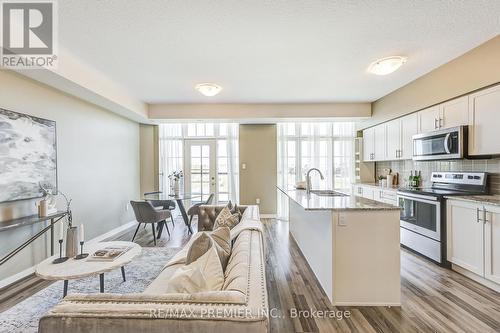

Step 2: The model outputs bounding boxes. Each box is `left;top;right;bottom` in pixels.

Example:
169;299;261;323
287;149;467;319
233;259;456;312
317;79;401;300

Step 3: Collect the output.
277;122;356;219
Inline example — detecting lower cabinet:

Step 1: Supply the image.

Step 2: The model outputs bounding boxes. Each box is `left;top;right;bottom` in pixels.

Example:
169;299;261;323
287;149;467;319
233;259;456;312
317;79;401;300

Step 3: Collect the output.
352;184;398;206
447;199;500;286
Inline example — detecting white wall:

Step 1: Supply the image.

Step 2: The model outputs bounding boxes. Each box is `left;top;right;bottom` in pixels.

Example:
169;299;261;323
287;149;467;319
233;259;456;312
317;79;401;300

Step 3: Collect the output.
0;70;140;281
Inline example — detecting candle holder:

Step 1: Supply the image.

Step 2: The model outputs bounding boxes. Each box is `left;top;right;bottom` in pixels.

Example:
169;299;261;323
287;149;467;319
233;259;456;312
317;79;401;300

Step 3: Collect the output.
52;239;69;264
75;241;89;260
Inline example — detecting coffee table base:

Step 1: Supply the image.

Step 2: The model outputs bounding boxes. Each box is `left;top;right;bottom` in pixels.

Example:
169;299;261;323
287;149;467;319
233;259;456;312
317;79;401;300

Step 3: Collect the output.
62;266;126;297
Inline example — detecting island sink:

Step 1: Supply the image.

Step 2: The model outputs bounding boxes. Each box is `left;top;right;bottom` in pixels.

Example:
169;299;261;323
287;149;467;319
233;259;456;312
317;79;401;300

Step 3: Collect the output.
310;189;347;196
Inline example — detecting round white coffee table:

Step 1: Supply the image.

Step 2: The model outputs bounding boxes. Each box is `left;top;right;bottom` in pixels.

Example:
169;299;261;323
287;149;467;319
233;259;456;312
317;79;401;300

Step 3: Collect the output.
36;241;141;297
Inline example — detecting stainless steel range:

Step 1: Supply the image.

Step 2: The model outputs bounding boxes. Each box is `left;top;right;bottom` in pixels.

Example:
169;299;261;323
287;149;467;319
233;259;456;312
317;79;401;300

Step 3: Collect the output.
397;172;488;266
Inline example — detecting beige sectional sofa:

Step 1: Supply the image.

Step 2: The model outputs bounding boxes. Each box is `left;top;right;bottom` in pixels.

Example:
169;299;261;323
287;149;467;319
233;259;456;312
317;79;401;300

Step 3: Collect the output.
38;205;268;333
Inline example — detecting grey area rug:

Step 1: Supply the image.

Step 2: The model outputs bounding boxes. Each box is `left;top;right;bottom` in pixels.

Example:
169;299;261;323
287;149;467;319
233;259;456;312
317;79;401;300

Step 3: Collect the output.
0;246;181;333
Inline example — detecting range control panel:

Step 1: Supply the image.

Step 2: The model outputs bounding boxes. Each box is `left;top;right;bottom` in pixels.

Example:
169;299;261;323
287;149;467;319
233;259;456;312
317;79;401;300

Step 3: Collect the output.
431;172;486;186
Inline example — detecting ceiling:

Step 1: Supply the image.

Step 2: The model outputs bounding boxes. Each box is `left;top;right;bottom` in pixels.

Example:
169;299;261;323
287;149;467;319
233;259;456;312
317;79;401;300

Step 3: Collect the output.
58;1;500;104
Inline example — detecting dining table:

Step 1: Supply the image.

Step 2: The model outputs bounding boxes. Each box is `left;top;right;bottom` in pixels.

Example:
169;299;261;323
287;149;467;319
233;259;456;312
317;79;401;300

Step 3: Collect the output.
143;192;201;235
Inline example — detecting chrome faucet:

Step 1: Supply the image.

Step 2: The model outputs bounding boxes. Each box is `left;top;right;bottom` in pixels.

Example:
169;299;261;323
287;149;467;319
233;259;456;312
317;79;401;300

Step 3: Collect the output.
306;168;324;194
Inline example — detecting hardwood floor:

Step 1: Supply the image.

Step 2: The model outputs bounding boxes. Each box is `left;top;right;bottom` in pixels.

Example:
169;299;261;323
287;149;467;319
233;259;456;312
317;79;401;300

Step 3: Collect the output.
1;217;499;333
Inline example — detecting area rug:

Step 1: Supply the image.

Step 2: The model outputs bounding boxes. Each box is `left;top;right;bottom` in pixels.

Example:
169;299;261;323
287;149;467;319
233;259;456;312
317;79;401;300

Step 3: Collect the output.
0;246;181;333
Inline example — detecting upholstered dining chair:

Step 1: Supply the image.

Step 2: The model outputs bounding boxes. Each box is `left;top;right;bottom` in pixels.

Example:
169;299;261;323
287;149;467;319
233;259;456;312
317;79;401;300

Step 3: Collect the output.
130;201;171;245
143;191;176;228
187;193;215;232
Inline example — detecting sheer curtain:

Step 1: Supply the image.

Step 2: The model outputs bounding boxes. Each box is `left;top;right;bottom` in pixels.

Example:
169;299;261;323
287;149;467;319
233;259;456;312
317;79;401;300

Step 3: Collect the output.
277;122;356;220
158;123;239;204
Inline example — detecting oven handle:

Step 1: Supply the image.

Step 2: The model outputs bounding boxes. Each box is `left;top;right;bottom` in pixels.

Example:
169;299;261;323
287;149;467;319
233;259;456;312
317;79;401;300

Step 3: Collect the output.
444;133;451;154
397;193;439;203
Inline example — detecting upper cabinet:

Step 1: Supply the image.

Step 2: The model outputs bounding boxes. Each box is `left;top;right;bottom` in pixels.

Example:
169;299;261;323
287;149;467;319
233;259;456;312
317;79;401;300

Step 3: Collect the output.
385;119;401;160
418;96;469;133
360;83;500;162
418;105;441;132
373;124;386;161
362;127;375;162
363;124;386;162
468;85;500;156
400;113;418;160
441;96;469;129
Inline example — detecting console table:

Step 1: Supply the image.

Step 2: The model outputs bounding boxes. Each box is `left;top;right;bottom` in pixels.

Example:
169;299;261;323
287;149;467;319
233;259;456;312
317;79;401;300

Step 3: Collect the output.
0;211;68;266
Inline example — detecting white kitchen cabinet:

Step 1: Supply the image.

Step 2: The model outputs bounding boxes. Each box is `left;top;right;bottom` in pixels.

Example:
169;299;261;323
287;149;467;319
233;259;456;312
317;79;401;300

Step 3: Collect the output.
484;204;500;285
361;186;374;200
447;200;484;275
440;96;469;129
418;96;469;133
362;127;375;162
418;105;440;133
400;113;418;160
468;84;500;156
385;119;401;160
373;124;386;161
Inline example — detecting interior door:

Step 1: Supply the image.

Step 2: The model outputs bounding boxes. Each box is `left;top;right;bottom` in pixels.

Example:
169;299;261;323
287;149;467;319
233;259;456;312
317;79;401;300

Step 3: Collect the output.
184;140;217;203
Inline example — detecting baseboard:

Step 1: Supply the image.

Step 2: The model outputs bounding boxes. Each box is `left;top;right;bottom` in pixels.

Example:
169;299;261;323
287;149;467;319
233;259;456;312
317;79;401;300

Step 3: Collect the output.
0;220;137;290
260;214;277;218
451;264;500;292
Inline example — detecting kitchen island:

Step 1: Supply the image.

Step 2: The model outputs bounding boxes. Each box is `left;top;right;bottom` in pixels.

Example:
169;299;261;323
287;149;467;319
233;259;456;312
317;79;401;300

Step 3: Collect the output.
278;187;401;306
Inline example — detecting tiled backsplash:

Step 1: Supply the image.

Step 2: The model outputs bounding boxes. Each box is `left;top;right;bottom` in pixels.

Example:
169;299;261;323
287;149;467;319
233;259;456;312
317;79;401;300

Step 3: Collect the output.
376;158;500;194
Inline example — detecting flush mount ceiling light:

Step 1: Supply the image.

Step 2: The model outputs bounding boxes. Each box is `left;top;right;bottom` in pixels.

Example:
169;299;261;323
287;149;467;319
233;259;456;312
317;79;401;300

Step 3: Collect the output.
368;56;407;75
195;83;222;97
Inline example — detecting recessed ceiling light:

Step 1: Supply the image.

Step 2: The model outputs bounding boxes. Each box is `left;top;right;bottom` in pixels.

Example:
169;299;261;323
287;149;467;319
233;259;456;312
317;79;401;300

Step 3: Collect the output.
368;56;407;75
195;83;222;97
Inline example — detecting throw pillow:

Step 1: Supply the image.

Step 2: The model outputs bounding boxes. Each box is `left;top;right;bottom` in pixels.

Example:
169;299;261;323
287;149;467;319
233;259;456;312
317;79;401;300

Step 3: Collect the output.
213;205;232;229
210;226;231;270
186;232;212;264
167;234;224;293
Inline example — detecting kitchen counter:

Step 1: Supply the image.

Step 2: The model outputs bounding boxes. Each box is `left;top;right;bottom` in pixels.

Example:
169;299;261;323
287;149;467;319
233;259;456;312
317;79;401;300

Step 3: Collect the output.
445;195;500;207
278;187;401;211
281;186;401;306
356;183;402;191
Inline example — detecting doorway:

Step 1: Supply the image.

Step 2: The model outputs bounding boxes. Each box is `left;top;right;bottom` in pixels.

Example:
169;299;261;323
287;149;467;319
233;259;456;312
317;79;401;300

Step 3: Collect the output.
184;139;217;203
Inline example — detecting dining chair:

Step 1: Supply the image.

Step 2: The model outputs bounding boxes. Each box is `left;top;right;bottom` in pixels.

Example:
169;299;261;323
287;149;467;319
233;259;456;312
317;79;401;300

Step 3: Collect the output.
130;201;171;245
143;191;176;228
187;193;215;232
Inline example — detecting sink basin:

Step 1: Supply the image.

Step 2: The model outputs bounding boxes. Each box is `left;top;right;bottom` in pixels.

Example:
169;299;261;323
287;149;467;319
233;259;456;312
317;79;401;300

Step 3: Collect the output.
310;190;347;197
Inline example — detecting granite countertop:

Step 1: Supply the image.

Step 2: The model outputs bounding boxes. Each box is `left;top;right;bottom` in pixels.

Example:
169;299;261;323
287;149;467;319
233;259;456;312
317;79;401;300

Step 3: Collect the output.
355;183;402;191
278;187;401;211
444;195;500;207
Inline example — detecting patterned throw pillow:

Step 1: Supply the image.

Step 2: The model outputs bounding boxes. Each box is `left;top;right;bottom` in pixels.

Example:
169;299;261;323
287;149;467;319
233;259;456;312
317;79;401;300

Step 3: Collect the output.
214;206;241;230
213;205;232;229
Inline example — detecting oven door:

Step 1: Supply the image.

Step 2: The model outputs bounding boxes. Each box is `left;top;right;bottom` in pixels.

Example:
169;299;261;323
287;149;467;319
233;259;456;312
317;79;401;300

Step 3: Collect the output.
398;193;441;241
412;126;464;161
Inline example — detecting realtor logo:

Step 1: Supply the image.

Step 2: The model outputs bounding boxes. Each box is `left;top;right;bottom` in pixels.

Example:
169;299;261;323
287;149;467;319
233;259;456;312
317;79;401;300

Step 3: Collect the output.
1;0;57;68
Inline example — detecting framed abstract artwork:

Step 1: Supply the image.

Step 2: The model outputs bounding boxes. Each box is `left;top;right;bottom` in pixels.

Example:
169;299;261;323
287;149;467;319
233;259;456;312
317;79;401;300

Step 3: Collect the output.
0;108;57;203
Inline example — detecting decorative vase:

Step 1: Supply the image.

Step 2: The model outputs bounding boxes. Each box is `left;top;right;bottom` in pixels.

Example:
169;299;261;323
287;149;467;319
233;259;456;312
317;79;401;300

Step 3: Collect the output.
174;178;180;196
65;225;79;258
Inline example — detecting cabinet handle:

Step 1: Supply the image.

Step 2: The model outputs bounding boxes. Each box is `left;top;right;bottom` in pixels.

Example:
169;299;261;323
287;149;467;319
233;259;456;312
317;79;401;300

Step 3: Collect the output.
439;118;443;128
483;208;489;224
434;118;438;129
476;208;482;223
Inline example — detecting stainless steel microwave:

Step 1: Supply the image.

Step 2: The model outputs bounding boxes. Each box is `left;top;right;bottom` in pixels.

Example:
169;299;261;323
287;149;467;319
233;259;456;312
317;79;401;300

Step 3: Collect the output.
412;126;467;161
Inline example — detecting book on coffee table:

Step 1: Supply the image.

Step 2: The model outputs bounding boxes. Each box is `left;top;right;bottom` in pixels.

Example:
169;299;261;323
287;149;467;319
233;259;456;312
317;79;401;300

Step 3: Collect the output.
87;245;132;262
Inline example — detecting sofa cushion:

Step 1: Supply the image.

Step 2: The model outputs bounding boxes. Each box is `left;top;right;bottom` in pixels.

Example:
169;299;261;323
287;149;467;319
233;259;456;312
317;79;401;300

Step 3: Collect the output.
210;226;231;270
166;242;224;293
223;230;251;295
